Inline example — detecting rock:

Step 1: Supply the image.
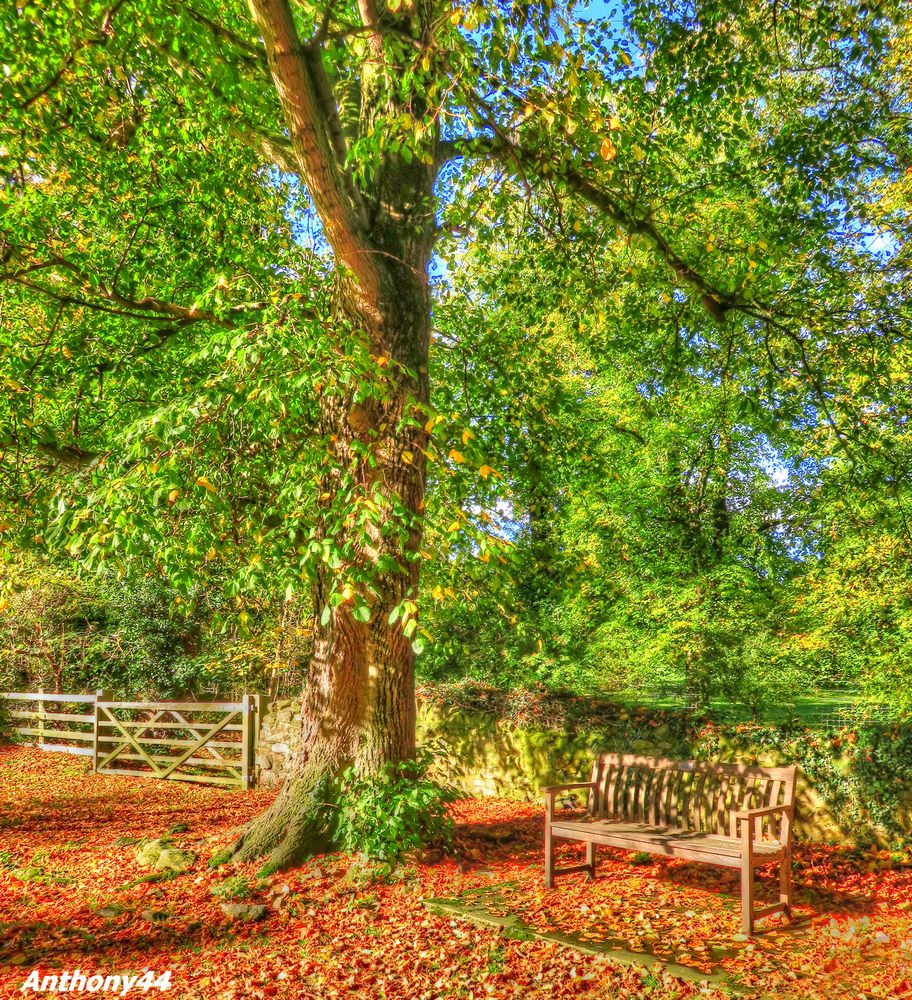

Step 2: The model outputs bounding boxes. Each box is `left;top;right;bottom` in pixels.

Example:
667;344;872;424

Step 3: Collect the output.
271;743;290;754
220;903;267;922
168;823;189;834
421;848;444;865
135;839;169;868
141;909;169;922
256;754;272;771
155;848;196;872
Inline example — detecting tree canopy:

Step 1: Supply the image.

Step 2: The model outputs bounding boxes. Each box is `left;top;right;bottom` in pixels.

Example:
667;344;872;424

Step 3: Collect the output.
1;0;910;863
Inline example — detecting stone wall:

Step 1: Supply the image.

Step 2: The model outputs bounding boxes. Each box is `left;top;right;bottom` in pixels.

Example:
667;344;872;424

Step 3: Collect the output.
414;700;848;843
255;698;301;788
255;691;909;846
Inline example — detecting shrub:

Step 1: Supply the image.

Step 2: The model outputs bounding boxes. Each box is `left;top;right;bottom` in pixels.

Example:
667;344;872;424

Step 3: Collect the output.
334;749;458;864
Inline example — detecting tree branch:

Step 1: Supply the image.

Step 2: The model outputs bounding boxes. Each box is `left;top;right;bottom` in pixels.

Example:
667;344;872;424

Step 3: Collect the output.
3;270;251;328
436;134;501;167
249;0;380;304
18;1;126;110
456;105;766;322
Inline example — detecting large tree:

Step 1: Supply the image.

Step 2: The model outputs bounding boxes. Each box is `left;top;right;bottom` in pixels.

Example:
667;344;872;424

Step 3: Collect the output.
1;0;906;865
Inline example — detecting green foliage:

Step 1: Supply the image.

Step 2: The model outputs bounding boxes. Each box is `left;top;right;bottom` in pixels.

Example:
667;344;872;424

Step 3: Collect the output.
334;750;457;864
210;875;253;901
0;552;305;698
700;720;912;846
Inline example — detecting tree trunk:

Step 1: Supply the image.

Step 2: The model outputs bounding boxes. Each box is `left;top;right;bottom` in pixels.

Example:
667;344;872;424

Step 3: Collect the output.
227;613;418;869
229;0;439;870
228;251;434;870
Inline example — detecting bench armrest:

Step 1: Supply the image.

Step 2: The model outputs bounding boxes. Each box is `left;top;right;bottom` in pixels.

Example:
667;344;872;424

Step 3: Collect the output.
543;782;596;820
734;804;791;821
542;782;596;796
736;804;793;852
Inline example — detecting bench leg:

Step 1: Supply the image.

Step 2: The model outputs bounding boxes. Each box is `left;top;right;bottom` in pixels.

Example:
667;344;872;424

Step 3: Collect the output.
544;822;554;888
586;841;597;880
780;851;792;917
740;861;754;936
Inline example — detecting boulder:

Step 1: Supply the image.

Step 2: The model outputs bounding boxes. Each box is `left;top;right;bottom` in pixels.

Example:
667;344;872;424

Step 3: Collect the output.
134;839;168;868
155;848;196;872
220;903;268;922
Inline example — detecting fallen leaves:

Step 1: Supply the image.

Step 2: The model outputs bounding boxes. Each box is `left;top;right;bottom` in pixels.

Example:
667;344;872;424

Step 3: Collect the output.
0;748;910;999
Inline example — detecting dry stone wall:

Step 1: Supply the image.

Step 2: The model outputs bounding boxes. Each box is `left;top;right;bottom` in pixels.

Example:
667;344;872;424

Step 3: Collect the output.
255;698;301;788
255;689;908;846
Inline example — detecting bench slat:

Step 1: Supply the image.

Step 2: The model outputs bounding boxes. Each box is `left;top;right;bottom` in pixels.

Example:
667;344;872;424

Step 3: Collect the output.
597;753;796;782
549;819;785;865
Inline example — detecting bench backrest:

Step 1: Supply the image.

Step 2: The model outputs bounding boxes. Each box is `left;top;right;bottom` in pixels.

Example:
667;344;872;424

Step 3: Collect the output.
587;754;797;842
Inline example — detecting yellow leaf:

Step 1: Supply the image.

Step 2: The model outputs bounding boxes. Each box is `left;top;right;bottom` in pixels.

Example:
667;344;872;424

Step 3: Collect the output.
447;521;461;532
620;51;633;67
448;449;465;464
195;476;217;494
631;143;646;161
599;137;616;161
62;345;72;359
461;428;474;445
206;546;216;561
479;465;495;478
167;489;180;504
402;450;414;464
449;7;461;24
661;292;671;305
608;114;622;131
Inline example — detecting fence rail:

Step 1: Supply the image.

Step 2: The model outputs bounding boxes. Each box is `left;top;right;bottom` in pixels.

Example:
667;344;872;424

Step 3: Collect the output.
1;689;96;756
1;690;261;787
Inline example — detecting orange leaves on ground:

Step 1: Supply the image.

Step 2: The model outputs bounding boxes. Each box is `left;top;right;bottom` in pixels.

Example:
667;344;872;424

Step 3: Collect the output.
0;748;910;999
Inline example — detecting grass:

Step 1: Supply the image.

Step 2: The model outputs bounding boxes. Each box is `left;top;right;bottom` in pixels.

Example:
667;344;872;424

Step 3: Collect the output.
615;687;883;729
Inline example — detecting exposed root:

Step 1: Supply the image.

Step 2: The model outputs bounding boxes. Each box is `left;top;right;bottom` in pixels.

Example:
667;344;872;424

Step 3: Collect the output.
219;773;340;872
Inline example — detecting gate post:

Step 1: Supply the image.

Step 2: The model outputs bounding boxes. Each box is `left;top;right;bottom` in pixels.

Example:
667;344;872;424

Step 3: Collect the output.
93;689;109;773
36;687;45;749
241;694;254;789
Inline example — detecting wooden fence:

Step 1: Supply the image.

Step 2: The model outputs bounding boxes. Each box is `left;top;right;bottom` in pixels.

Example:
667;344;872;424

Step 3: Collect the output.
1;690;261;788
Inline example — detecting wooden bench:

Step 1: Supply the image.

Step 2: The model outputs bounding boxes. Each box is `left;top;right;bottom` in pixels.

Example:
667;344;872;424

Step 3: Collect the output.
543;754;797;934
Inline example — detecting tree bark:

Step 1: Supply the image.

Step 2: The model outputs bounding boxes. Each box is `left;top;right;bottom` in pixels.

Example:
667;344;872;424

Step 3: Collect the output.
221;0;438;868
229;263;433;869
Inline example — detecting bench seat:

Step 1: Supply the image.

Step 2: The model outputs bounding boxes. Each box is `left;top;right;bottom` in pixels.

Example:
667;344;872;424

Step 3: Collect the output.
549;818;786;866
